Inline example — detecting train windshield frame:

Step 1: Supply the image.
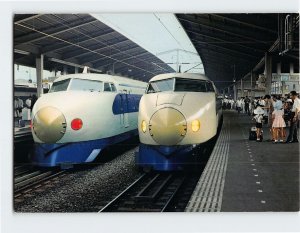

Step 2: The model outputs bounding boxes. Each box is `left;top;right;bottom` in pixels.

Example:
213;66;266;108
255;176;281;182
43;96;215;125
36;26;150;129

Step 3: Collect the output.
146;78;174;93
174;78;215;92
69;78;103;92
49;79;71;93
146;78;215;93
49;78;104;93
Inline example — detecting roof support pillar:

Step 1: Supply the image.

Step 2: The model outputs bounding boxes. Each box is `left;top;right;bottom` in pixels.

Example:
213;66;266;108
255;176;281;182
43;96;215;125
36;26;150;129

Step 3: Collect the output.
233;83;237;101
264;52;272;95
63;65;68;75
75;66;79;74
277;62;281;74
290;63;294;74
240;79;244;97
36;54;44;98
250;71;254;98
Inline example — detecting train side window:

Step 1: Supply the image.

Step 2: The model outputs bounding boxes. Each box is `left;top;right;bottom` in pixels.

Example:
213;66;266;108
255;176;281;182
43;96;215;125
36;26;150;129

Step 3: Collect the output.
110;83;116;92
104;82;112;92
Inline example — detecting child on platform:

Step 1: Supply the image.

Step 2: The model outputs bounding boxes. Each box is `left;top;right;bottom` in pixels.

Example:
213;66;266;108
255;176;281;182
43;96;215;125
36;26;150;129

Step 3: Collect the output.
253;107;264;142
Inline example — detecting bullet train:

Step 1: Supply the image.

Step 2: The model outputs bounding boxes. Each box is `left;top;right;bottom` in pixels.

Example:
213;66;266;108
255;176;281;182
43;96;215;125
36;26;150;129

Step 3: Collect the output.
30;73;147;168
136;73;223;171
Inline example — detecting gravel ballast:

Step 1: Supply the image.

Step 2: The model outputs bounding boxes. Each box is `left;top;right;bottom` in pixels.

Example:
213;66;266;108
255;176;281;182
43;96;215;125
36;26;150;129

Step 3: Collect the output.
14;143;142;212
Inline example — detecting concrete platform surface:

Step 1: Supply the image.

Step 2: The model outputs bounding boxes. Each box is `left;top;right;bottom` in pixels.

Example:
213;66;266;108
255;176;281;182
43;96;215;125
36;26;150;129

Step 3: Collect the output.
186;110;299;212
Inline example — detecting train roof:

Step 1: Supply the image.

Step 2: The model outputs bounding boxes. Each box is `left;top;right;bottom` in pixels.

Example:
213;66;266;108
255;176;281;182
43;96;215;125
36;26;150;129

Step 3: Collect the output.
149;73;210;82
53;73;147;86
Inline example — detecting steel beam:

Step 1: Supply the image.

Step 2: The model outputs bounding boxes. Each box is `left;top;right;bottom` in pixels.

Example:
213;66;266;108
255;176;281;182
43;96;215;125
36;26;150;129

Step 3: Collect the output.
186;29;266;53
41;30;116;53
36;54;44;97
178;16;271;44
15;18;98;44
211;14;277;34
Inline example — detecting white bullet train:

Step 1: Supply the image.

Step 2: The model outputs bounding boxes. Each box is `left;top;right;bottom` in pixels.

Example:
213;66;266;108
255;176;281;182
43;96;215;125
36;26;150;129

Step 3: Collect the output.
136;73;223;171
30;73;147;167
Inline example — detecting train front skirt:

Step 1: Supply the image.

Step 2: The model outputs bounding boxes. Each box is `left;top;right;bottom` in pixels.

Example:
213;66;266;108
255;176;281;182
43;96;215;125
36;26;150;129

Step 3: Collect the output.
31;130;137;167
136;143;202;171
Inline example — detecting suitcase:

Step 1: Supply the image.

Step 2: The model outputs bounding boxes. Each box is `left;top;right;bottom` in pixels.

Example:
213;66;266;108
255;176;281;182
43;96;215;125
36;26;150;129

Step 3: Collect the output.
18;120;25;127
249;127;257;140
249;127;263;141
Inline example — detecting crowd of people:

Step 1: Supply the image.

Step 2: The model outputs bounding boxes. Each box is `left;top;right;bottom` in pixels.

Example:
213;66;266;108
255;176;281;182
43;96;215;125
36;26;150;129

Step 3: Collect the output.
14;94;37;122
223;91;300;144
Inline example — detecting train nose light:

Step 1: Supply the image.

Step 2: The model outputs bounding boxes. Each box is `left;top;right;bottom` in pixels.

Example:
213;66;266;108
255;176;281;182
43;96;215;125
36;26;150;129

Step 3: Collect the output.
141;120;147;133
71;118;83;130
192;120;200;132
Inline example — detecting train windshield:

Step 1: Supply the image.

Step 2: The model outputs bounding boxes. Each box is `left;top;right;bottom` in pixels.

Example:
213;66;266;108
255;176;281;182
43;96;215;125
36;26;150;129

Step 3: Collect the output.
175;78;215;92
147;78;174;93
147;78;215;93
69;78;103;92
49;79;71;92
49;78;103;92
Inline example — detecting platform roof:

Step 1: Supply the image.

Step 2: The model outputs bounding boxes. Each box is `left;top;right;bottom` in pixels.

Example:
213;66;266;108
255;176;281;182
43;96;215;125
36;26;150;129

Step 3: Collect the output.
14;14;174;81
177;13;299;90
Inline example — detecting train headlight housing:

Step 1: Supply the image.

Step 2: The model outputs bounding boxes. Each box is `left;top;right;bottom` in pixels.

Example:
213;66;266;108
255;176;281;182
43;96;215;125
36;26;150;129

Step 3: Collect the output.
191;120;200;132
141;120;147;133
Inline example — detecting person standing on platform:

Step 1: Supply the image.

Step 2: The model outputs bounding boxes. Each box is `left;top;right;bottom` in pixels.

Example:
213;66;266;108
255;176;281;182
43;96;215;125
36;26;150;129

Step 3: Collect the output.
17;97;23;117
272;104;286;143
263;95;274;141
241;97;245;113
253;106;264;142
236;98;242;114
14;97;19;117
286;91;300;143
244;96;251;115
25;96;31;109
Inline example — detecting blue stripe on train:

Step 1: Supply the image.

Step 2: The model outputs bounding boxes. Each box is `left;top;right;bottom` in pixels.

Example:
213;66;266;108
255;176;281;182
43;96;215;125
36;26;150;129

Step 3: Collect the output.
112;94;142;115
32;129;138;167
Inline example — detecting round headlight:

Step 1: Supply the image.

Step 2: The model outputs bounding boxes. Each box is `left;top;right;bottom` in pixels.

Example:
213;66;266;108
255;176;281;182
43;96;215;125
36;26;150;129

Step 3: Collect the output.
191;120;200;132
141;120;147;133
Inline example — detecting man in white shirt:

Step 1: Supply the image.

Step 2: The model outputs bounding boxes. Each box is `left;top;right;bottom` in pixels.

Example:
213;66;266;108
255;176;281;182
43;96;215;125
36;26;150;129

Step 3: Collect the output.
286;91;300;143
236;98;242;114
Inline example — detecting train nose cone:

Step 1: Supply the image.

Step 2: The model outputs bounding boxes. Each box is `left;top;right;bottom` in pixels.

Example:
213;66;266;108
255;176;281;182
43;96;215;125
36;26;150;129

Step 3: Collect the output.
149;107;187;146
32;106;67;143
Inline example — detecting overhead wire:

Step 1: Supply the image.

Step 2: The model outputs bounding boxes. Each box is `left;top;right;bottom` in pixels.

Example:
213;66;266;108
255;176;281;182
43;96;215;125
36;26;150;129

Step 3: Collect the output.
37;14;171;74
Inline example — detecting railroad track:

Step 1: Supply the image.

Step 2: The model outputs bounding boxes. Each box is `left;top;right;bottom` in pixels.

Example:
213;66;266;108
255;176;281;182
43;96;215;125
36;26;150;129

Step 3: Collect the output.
99;172;201;212
14;165;66;203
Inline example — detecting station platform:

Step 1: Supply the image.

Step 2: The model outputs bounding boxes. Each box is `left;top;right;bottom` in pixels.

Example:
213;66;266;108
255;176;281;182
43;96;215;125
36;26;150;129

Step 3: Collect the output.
14;118;31;143
185;110;299;212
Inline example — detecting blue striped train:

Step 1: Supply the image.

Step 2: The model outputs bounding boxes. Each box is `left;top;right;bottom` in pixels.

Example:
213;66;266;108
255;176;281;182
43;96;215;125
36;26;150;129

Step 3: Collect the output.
136;73;223;171
30;73;146;167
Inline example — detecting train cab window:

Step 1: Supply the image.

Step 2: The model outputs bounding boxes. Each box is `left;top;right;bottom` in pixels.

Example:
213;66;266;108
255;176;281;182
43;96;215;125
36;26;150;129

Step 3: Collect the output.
49;79;71;92
110;83;117;92
206;81;215;92
104;82;112;92
69;78;103;92
175;78;207;92
147;78;174;93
